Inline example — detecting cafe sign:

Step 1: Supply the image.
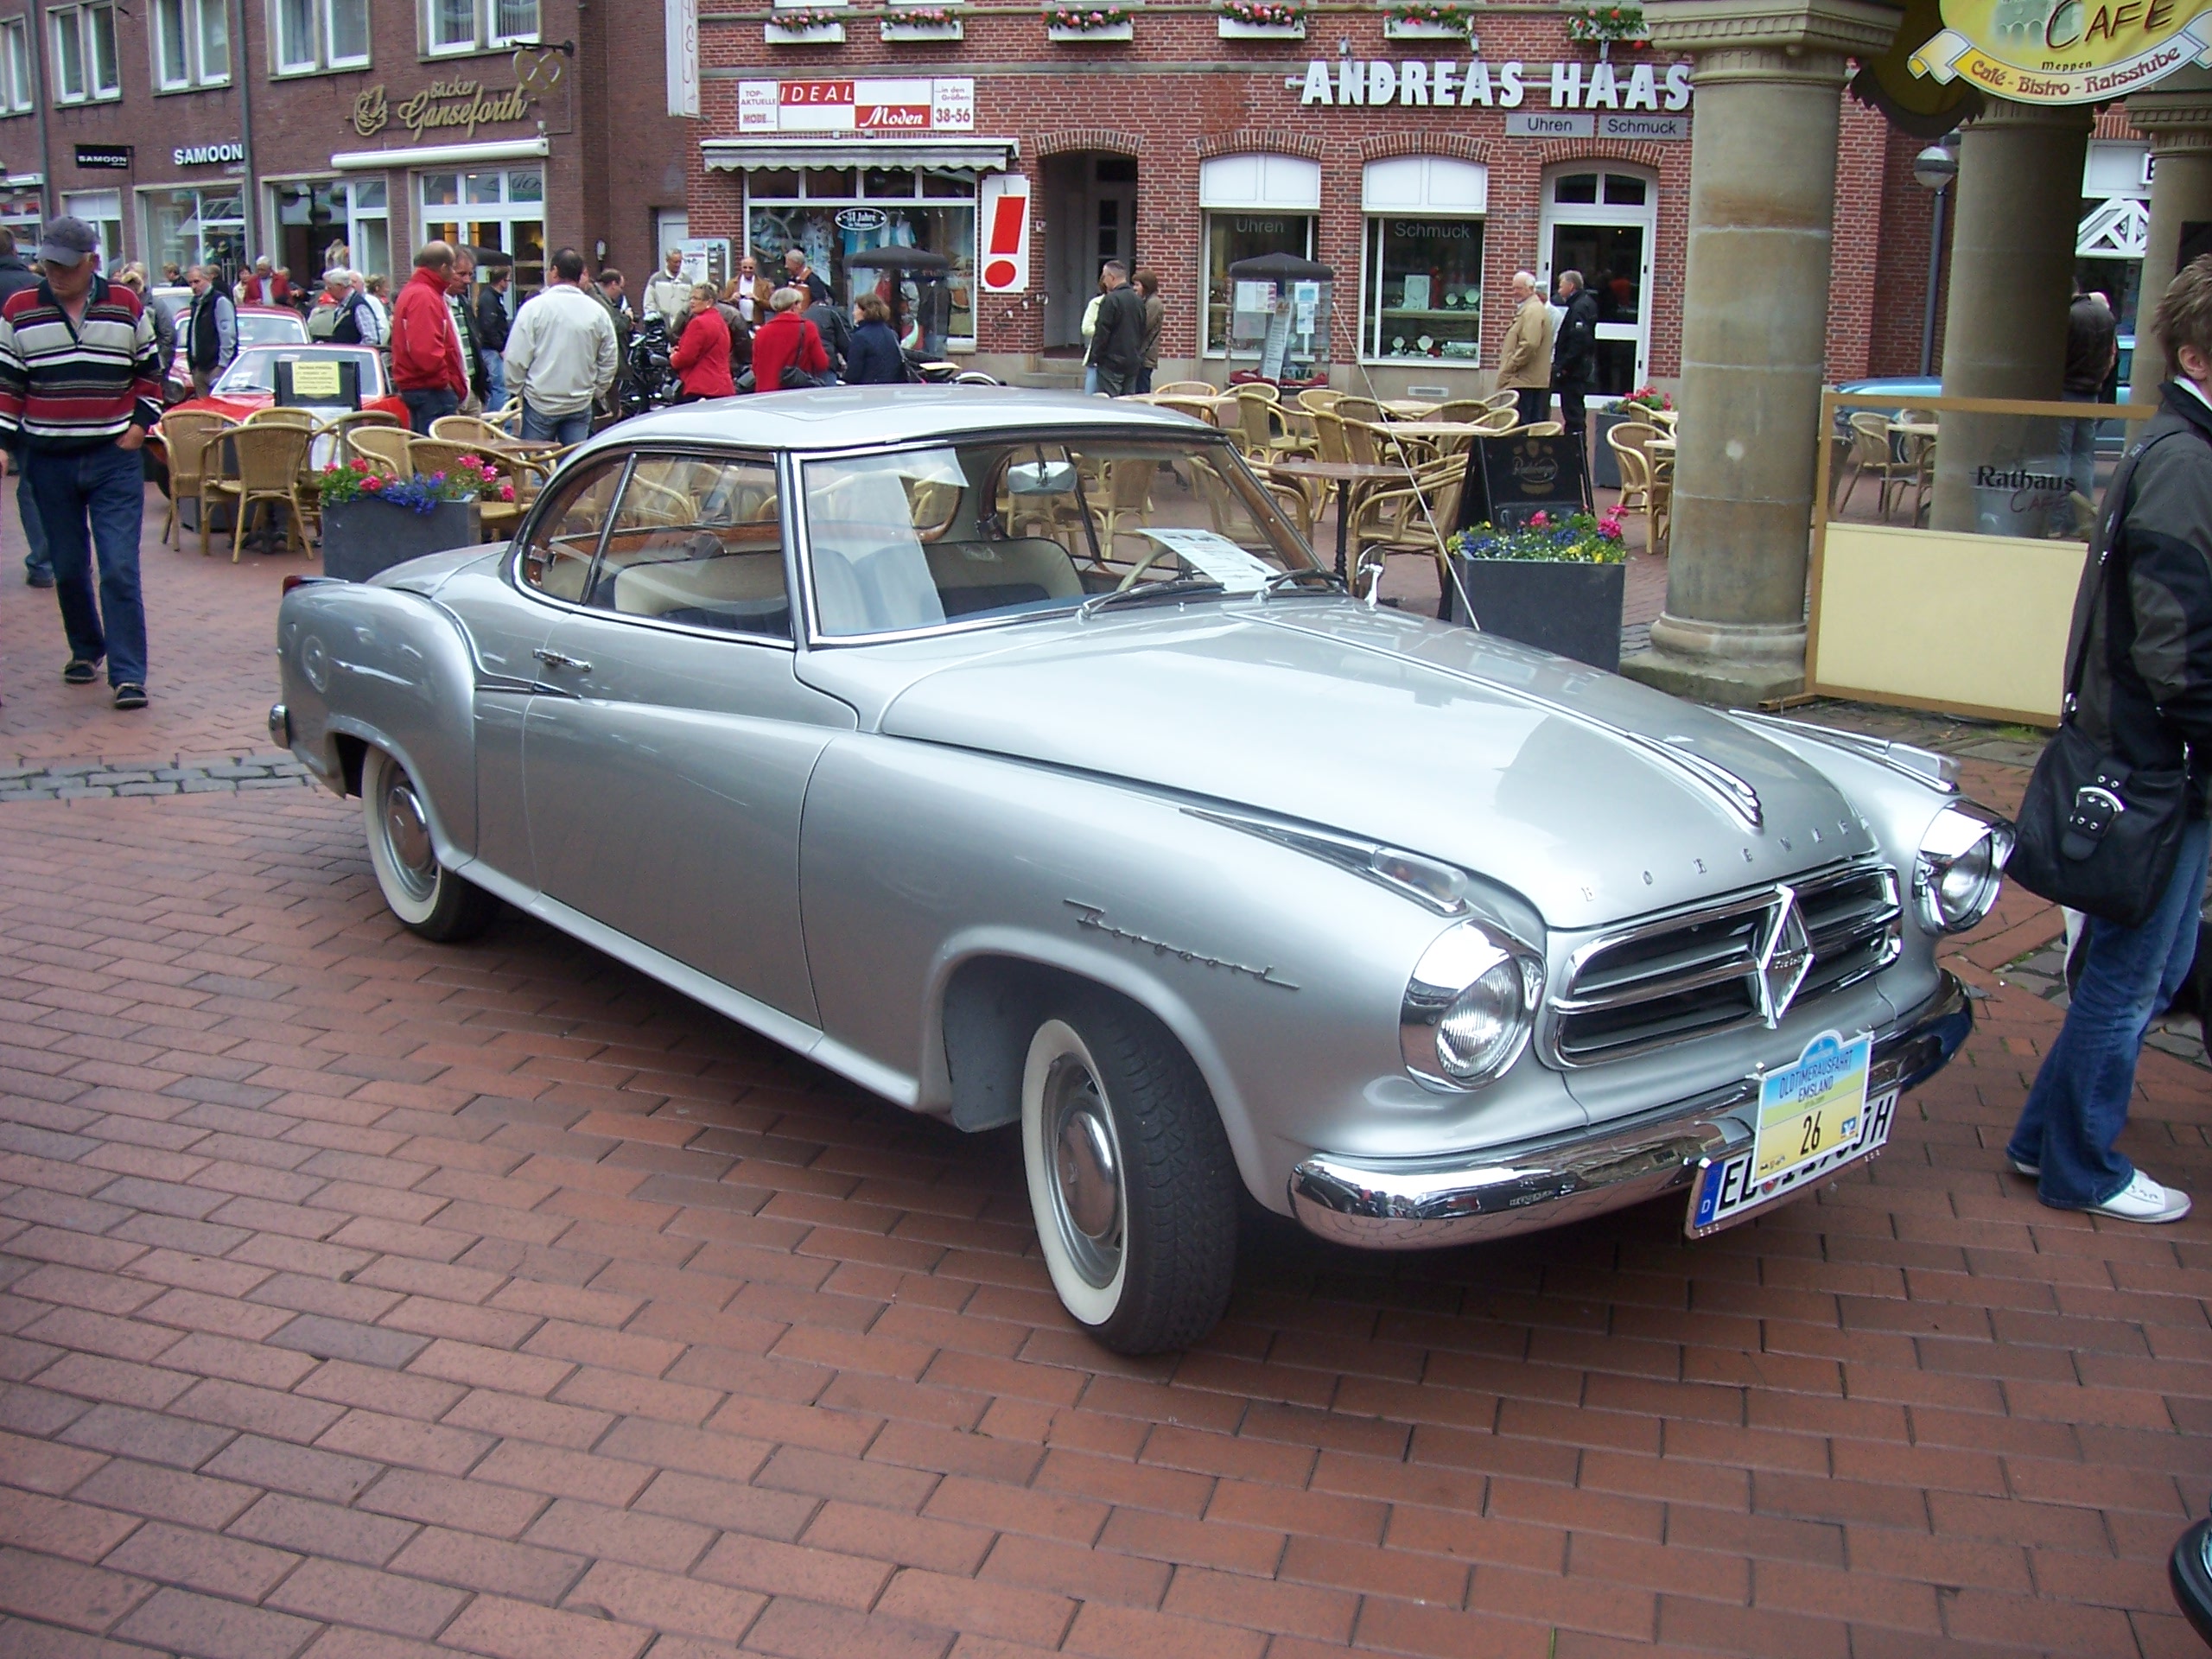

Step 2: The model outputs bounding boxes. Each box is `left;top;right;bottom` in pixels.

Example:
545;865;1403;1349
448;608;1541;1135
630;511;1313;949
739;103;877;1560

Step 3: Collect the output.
351;77;536;143
1910;0;2212;101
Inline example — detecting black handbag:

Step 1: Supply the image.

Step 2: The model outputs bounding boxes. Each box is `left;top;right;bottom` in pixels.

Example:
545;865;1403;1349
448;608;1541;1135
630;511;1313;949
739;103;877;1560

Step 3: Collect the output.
2007;433;2194;930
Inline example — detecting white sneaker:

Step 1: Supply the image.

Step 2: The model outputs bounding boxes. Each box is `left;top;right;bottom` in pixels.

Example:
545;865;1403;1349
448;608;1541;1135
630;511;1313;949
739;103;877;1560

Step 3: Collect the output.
2011;1157;2040;1178
2088;1171;2192;1224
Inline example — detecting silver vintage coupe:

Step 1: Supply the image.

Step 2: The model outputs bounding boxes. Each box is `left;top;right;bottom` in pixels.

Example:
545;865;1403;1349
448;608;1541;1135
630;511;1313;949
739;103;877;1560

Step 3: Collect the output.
271;390;2008;1353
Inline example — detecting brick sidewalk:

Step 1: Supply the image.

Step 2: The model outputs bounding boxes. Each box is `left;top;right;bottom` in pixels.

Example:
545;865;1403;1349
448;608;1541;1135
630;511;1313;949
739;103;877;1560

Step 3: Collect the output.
3;489;2211;1659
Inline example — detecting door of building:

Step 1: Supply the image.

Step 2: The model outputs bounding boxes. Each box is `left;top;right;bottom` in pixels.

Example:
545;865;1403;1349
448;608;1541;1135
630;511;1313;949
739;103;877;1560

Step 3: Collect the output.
1539;167;1655;397
419;166;547;296
1041;151;1136;351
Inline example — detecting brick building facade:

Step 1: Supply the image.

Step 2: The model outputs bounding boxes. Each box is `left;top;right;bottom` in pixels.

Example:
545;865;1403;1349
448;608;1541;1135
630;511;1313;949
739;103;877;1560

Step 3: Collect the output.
686;9;2156;396
0;0;687;302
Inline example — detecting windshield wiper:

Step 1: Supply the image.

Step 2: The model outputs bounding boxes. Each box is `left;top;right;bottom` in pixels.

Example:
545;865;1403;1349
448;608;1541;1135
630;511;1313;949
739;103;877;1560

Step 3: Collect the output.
1079;575;1229;617
1258;568;1347;600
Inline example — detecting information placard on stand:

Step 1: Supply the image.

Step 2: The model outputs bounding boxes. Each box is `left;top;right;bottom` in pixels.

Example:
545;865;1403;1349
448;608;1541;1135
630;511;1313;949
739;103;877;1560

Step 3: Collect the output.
1457;433;1590;532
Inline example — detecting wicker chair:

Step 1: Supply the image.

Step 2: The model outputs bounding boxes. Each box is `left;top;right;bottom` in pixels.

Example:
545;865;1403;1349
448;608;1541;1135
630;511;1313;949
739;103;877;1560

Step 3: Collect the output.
1349;467;1464;613
1152;379;1217;397
1153;395;1219;426
316;409;402;467
156;410;230;548
1334;395;1385;429
1297;388;1344;417
1481;389;1522;412
348;426;413;478
1835;411;1917;519
408;440;520;541
243;406;316;429
1230;386;1312;461
1606;421;1662;513
203;423;310;562
429;415;514;448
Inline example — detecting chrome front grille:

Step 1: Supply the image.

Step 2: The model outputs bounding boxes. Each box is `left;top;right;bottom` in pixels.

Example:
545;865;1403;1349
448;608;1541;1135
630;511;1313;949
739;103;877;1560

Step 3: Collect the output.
1548;862;1903;1067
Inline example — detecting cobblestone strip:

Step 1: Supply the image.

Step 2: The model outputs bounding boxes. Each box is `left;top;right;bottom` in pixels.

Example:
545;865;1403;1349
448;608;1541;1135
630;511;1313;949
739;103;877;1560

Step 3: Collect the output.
0;749;317;801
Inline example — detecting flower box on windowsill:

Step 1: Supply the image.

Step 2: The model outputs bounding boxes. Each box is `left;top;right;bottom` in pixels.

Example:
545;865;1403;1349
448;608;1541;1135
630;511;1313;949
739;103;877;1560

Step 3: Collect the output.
766;16;847;42
1046;20;1134;39
1385;14;1471;36
882;16;963;37
1217;16;1305;35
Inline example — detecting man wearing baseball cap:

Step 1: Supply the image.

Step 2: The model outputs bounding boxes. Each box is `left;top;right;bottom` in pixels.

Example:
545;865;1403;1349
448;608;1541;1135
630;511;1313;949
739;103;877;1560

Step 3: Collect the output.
0;216;162;709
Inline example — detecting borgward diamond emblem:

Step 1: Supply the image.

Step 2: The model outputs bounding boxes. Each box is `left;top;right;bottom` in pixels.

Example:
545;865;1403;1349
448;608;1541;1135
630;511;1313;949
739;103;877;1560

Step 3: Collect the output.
1755;886;1813;1028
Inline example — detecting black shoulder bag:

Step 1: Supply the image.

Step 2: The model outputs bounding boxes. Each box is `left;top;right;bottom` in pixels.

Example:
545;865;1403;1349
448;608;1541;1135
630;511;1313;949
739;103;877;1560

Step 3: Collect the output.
2006;431;2194;930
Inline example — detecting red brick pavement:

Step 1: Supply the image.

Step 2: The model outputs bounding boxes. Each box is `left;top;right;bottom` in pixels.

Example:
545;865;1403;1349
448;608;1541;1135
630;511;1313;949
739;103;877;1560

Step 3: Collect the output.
3;482;2210;1659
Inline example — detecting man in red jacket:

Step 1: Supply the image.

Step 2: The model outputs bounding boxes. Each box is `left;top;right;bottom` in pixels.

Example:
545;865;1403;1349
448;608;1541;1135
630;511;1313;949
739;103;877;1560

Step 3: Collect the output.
390;242;467;432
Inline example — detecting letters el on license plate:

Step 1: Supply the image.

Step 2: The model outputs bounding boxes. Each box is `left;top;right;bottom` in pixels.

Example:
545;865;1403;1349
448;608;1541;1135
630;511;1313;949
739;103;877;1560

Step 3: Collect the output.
1688;1029;1890;1237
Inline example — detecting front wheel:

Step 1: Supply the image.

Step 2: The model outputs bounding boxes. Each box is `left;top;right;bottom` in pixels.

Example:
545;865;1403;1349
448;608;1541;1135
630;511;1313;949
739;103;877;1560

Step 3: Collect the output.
362;747;500;943
1020;995;1238;1354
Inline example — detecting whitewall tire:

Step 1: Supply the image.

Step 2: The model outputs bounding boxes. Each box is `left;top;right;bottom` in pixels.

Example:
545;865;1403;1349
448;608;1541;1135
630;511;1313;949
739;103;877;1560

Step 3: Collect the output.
362;747;500;943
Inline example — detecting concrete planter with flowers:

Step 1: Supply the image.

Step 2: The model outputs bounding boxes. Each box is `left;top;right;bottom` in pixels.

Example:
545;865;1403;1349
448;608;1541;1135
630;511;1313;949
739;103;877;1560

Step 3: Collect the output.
1443;507;1628;671
1217;1;1304;35
315;459;502;583
1046;6;1134;40
881;8;963;37
766;9;848;42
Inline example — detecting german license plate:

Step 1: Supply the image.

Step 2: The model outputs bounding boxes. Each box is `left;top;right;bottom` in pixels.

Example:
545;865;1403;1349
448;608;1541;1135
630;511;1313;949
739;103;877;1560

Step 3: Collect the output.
1688;1029;1891;1237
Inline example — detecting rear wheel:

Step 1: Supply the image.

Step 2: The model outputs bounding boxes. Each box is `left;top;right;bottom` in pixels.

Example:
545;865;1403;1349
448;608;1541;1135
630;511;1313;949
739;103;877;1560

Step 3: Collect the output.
1020;994;1238;1353
362;747;499;942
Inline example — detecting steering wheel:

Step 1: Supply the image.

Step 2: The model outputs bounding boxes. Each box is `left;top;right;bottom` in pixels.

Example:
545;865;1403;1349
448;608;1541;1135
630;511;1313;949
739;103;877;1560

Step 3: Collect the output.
1114;543;1177;592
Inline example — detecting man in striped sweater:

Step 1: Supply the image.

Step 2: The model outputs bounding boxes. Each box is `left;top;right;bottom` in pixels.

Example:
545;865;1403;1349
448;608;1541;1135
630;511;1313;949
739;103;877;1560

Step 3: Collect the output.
0;217;162;709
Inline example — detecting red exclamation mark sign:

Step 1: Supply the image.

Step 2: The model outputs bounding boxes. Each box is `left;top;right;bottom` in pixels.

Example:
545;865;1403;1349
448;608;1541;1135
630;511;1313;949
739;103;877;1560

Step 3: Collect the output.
983;186;1026;290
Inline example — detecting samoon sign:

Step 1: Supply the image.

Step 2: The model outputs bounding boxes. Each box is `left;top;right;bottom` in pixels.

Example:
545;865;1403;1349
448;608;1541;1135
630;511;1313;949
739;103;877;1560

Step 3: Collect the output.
1910;0;2212;101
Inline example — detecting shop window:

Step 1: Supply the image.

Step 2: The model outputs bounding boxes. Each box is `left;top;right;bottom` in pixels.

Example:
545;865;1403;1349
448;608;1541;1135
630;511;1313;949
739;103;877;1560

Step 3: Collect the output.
426;0;537;54
1603;175;1646;207
1359;156;1485;365
0;18;33;111
153;0;228;89
62;189;121;270
49;3;118;103
274;177;389;288
420;167;546;296
1198;154;1320;356
145;184;245;282
273;0;367;73
746;167;977;352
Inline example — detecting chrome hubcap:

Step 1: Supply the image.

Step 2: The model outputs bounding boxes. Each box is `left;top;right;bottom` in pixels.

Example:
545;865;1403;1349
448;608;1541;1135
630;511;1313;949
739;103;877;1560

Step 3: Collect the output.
1046;1057;1122;1287
381;776;437;901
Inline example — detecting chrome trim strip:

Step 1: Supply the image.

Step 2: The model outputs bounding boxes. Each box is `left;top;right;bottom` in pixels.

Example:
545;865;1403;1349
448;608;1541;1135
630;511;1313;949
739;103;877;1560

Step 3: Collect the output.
1727;709;1959;794
1288;972;1972;1250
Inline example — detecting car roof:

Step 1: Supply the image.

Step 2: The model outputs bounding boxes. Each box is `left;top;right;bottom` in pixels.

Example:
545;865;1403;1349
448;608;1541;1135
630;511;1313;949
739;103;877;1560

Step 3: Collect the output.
239;304;302;317
572;386;1216;461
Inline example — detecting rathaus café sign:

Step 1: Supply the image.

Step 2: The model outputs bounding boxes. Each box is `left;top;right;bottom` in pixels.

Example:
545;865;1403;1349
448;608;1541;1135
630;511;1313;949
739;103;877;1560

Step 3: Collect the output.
1294;56;1694;109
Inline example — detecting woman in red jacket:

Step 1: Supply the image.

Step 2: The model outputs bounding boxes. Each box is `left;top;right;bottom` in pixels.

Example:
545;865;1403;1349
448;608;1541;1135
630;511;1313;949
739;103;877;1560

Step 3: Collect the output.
670;285;735;401
747;286;829;392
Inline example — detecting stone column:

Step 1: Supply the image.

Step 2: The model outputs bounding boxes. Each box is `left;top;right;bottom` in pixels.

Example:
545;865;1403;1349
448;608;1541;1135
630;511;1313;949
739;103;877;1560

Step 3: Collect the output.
1619;0;1902;706
2129;70;2212;399
1927;100;2091;533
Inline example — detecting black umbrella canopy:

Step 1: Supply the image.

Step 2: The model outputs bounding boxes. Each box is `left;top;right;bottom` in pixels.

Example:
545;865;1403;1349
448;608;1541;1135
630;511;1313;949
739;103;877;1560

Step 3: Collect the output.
1225;251;1333;283
846;245;952;272
465;245;512;269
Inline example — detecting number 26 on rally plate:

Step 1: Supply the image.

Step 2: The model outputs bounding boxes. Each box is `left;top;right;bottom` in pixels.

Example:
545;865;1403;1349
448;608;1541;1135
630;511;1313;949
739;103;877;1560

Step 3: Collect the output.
1688;1027;1895;1237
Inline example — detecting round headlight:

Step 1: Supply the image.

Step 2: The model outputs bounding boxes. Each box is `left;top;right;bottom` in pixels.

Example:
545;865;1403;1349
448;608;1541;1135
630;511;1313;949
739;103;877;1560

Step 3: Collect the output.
1402;920;1544;1090
1914;802;2014;933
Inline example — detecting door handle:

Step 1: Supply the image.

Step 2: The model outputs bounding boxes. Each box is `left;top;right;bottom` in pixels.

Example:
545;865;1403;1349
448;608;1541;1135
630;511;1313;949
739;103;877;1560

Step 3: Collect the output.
533;647;592;672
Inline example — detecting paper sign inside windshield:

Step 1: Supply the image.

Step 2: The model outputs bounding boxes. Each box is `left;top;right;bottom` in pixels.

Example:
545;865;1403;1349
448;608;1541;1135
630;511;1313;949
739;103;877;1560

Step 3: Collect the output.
289;361;342;398
1135;528;1274;592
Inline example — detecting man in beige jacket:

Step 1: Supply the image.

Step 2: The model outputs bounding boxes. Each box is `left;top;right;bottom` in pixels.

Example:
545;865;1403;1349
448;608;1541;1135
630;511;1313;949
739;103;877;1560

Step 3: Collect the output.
1496;270;1554;429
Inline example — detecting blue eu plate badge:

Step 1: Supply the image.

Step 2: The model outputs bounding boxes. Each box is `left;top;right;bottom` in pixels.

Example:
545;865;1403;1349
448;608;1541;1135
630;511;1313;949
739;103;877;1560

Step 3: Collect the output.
1688;1028;1896;1237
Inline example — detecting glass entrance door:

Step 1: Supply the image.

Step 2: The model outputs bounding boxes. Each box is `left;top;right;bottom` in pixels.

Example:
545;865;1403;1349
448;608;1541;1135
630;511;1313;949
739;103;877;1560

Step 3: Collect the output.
1541;168;1654;397
419;166;545;296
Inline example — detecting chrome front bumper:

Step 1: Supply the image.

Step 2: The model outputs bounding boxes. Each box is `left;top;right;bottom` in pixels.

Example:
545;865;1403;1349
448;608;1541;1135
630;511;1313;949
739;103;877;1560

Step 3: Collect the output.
1288;972;1973;1249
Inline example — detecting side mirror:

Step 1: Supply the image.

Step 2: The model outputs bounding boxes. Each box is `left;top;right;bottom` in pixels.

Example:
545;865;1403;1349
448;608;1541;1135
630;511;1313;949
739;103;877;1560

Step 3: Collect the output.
2170;1516;2212;1647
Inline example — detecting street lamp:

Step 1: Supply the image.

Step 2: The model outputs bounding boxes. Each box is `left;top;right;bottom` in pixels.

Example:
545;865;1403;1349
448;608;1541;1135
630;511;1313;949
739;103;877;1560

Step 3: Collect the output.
1915;142;1958;380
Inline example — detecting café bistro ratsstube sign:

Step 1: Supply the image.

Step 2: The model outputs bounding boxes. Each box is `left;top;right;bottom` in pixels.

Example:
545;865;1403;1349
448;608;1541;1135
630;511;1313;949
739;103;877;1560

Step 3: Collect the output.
352;77;536;142
1911;0;2212;101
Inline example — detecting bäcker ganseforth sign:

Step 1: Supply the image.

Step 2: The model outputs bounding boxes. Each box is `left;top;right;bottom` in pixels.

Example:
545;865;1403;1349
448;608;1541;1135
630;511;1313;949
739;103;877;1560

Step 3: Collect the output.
1910;0;2212;102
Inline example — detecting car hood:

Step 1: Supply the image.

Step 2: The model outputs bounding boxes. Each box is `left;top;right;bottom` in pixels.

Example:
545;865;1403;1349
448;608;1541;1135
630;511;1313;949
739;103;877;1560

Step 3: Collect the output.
861;603;1877;930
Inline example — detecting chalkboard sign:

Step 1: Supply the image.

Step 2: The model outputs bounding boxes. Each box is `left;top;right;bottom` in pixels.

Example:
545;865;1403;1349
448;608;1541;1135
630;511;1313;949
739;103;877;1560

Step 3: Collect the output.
1457;432;1591;533
274;357;361;412
1258;302;1293;383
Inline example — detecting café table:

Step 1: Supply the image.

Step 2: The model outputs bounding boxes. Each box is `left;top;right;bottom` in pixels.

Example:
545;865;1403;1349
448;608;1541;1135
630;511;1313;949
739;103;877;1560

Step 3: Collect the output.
1380;398;1443;420
1262;457;1415;580
1890;421;1938;440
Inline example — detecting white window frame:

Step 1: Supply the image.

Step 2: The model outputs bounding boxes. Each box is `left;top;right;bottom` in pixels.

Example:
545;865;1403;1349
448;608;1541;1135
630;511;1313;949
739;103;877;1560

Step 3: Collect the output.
152;0;229;90
49;2;118;104
1537;163;1657;397
0;17;34;111
272;0;367;74
1198;154;1321;359
425;0;537;55
1358;157;1488;366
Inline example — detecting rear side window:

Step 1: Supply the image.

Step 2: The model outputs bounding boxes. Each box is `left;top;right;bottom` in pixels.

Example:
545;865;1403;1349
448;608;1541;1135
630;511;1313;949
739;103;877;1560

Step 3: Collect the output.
585;453;789;639
518;457;625;602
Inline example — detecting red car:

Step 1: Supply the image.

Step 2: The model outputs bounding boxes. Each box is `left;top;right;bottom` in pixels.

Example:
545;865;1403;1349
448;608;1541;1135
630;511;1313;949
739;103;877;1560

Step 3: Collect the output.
163;303;310;403
145;344;409;493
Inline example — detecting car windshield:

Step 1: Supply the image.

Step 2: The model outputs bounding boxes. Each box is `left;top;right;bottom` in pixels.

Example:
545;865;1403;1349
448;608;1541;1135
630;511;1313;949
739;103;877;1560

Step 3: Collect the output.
801;435;1319;638
215;347;385;399
239;312;308;347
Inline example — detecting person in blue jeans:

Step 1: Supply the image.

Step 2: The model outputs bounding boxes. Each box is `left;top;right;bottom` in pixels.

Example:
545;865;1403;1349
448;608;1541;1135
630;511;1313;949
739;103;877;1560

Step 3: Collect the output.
20;472;50;587
2005;255;2212;1224
0;216;161;710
